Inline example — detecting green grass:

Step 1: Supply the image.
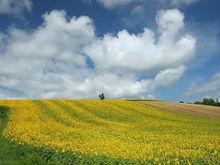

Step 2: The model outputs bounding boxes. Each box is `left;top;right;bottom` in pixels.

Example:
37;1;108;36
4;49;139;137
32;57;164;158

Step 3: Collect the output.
0;105;48;164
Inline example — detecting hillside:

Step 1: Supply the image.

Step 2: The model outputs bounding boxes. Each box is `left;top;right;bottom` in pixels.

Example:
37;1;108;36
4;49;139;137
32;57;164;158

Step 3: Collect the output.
0;100;220;164
143;100;220;119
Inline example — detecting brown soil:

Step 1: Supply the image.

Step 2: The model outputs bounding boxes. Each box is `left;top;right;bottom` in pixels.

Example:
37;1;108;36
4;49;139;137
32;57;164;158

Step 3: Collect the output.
141;100;220;119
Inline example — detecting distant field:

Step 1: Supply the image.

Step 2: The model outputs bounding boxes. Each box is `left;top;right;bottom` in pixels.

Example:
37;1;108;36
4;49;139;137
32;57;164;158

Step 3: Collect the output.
143;100;220;119
0;100;220;164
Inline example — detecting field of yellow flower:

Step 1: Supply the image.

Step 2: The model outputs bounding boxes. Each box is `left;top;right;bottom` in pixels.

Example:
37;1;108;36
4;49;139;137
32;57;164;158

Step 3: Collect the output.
0;100;220;164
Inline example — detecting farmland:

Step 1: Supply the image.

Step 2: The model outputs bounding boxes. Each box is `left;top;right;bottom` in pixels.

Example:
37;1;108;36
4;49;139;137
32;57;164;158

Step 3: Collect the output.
0;100;220;164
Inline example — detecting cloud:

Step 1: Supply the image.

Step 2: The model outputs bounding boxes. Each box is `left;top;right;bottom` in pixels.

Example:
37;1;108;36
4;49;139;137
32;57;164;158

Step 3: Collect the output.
152;65;186;88
0;9;196;99
91;0;198;9
131;5;145;15
186;73;220;98
96;0;139;8
85;9;195;73
170;0;198;6
0;0;32;15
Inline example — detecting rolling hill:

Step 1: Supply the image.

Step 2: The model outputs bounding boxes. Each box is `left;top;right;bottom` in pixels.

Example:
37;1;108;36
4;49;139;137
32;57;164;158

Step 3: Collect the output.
0;100;220;164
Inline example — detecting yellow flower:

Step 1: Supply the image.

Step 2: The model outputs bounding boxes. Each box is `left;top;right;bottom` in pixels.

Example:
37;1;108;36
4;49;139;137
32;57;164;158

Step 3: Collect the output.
1;99;219;162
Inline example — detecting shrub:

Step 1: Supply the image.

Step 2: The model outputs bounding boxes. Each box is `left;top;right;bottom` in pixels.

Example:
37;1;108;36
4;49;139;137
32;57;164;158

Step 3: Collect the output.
99;93;105;100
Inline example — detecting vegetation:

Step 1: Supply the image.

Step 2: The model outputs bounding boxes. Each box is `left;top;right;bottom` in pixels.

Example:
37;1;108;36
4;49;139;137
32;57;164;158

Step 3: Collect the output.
99;93;105;100
0;105;9;137
0;100;220;164
195;98;220;107
0;105;9;119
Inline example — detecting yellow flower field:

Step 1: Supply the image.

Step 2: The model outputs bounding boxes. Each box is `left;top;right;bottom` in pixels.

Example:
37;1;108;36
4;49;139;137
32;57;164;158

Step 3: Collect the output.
0;100;220;164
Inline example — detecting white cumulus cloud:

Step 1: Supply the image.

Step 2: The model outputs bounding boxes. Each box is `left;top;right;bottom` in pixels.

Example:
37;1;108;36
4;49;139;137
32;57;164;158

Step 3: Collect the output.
85;9;195;73
0;9;196;99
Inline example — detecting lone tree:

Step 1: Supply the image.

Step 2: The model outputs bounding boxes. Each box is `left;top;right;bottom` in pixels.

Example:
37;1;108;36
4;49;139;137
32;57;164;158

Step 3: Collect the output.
99;93;105;100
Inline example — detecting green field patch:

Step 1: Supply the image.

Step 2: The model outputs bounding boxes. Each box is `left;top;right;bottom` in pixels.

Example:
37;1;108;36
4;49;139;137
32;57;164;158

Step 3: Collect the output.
0;105;9;137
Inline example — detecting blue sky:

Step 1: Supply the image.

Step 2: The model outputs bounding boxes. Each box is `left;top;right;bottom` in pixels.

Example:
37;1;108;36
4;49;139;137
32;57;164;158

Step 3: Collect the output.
0;0;219;101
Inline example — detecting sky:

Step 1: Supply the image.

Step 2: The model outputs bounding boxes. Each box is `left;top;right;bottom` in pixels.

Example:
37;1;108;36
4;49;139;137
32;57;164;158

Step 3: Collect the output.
0;0;219;101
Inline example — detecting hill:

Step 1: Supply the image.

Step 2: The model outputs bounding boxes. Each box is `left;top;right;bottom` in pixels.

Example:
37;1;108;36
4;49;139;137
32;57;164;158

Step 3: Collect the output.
143;100;220;119
0;100;220;164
